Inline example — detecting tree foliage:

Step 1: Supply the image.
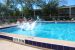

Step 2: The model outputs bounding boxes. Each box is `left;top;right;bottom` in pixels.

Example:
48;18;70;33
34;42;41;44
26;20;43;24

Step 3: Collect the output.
0;0;67;21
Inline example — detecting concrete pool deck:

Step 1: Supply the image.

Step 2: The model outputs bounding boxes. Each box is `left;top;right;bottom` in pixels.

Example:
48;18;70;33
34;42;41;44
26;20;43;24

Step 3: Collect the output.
0;23;16;28
0;39;38;50
0;39;51;50
0;33;54;50
0;21;75;28
0;32;75;49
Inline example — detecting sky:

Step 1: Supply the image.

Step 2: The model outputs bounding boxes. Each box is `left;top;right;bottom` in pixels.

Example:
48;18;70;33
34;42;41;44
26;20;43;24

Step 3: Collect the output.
0;0;75;6
68;0;75;5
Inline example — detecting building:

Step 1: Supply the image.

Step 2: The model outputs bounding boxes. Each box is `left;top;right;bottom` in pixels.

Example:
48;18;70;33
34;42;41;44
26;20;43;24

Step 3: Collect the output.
59;5;75;18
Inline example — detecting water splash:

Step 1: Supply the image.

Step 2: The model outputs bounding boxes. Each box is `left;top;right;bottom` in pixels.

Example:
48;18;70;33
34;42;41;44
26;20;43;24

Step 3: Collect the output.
17;16;40;31
17;21;36;31
36;16;41;21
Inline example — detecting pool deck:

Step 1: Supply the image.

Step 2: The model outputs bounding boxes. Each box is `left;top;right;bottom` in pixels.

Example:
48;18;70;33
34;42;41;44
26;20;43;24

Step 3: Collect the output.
0;32;75;48
0;38;53;50
0;21;75;28
0;23;16;28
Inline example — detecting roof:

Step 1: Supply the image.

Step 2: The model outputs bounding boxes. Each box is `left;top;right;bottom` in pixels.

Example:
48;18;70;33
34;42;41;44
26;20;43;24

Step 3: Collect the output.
61;5;75;8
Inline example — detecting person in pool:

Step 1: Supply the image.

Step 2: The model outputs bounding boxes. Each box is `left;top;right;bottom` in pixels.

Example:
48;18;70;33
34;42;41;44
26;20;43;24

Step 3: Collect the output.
27;17;34;24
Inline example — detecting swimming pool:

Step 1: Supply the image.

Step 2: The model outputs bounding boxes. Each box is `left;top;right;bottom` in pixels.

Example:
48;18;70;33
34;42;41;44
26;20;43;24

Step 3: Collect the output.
0;22;75;42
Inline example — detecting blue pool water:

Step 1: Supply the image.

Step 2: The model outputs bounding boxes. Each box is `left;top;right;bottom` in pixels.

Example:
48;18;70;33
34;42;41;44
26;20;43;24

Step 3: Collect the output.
0;22;75;41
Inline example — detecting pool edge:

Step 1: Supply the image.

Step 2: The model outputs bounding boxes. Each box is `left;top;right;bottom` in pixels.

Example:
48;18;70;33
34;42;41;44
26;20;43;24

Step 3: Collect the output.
0;32;75;50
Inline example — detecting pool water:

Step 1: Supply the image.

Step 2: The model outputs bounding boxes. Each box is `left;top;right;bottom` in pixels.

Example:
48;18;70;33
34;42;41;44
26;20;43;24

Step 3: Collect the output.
0;22;75;41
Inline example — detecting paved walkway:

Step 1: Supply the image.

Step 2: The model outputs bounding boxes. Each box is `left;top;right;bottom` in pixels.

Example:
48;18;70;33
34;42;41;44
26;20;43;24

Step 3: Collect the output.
0;39;42;50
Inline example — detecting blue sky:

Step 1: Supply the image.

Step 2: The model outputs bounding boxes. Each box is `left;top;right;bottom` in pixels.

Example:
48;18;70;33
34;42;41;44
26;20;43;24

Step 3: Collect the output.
68;0;75;5
0;0;75;6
